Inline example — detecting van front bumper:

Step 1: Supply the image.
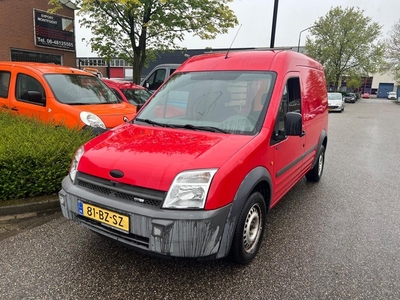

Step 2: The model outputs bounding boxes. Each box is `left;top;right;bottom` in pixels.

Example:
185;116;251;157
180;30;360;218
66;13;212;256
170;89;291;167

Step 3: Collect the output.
59;176;232;260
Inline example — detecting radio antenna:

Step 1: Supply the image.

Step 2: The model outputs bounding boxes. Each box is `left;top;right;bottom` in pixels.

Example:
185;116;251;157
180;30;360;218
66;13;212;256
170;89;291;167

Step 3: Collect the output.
225;24;242;59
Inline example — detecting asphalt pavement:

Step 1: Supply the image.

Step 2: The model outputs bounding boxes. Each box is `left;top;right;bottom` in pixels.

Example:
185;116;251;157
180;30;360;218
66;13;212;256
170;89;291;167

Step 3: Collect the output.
1;97;399;299
0;197;60;241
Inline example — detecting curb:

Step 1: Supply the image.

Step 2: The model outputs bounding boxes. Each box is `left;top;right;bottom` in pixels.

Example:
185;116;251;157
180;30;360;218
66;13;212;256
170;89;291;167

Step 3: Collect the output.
0;197;60;222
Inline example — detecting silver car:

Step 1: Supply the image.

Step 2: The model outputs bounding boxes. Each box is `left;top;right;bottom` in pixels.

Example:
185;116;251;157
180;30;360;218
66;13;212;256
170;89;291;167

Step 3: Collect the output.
328;92;345;112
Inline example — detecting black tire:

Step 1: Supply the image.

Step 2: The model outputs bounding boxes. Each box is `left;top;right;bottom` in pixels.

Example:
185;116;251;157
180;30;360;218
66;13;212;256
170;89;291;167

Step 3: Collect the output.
230;192;267;265
305;145;325;182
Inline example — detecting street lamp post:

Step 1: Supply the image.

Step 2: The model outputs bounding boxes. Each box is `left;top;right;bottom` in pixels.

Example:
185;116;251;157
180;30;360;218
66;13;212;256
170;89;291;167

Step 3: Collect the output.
297;25;318;53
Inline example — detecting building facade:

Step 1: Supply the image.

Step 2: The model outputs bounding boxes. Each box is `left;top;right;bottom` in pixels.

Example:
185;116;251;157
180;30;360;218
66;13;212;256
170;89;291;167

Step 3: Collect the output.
0;0;76;67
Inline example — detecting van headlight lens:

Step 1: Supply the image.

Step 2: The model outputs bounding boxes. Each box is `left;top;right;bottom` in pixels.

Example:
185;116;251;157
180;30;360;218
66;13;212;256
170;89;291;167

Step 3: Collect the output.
69;146;85;182
80;111;106;129
163;169;217;209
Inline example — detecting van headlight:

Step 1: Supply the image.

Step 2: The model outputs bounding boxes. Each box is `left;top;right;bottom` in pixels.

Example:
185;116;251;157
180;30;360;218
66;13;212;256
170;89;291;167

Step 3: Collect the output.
69;146;85;182
163;169;218;209
80;111;106;129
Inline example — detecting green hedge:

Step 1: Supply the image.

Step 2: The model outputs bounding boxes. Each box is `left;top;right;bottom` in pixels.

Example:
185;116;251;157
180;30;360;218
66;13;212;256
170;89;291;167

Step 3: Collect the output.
0;113;95;201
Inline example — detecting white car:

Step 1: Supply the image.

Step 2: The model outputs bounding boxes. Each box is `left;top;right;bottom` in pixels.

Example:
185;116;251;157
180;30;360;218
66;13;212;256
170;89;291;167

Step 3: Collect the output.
387;92;397;100
328;92;345;112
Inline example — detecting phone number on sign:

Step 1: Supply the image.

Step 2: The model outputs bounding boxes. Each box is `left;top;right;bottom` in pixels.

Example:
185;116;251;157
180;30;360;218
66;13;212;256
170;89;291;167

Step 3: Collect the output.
37;37;74;48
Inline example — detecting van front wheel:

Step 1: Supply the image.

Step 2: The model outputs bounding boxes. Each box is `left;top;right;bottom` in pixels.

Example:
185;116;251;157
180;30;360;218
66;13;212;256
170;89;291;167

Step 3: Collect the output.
230;192;266;265
306;145;325;182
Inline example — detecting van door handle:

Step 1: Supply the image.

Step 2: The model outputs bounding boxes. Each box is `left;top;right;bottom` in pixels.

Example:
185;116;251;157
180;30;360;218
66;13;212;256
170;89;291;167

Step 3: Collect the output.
11;107;18;111
1;104;8;109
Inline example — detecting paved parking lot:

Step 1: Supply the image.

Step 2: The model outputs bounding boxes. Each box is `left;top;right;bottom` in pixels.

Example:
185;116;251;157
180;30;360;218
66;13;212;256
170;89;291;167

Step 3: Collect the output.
1;98;399;299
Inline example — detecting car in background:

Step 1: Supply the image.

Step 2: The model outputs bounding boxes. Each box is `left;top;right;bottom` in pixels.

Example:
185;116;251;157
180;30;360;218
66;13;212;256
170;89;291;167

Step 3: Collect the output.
328;92;345;112
387;91;397;100
344;93;356;103
102;78;152;111
362;93;370;99
0;62;136;134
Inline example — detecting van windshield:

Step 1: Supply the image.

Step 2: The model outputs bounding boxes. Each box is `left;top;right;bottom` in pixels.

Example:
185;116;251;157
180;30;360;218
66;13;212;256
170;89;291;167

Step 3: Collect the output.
45;74;120;104
121;88;152;105
136;71;275;135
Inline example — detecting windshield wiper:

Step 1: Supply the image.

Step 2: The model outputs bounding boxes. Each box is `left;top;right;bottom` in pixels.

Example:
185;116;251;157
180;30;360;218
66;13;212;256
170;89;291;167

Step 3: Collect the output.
135;118;175;128
179;124;230;134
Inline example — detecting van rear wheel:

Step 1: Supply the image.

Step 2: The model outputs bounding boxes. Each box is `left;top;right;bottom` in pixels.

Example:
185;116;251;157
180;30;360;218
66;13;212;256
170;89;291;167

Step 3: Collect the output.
306;145;325;182
230;192;266;265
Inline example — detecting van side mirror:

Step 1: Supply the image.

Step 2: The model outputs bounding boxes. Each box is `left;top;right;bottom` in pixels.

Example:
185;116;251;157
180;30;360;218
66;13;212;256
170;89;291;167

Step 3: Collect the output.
285;112;303;136
144;81;150;89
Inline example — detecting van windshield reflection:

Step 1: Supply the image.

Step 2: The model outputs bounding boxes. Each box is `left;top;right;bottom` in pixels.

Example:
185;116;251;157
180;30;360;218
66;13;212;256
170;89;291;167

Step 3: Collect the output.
136;71;275;135
45;74;120;104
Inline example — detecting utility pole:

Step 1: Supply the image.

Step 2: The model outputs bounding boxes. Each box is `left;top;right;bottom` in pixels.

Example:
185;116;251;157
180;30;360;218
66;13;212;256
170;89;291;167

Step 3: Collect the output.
270;0;279;48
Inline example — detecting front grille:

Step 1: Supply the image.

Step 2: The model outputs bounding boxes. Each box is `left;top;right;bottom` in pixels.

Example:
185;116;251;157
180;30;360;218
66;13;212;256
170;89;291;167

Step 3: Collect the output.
77;216;150;248
76;172;166;207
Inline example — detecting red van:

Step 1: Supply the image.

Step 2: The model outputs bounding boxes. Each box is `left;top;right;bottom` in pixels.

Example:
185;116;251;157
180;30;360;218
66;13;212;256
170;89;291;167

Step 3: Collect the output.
59;50;328;264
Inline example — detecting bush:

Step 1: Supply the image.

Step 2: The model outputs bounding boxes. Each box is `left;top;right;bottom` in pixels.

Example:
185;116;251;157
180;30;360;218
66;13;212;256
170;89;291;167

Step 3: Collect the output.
0;113;95;201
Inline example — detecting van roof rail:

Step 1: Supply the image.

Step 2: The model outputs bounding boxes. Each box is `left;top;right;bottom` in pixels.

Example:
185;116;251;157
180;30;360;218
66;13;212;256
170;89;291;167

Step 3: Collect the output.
203;47;295;54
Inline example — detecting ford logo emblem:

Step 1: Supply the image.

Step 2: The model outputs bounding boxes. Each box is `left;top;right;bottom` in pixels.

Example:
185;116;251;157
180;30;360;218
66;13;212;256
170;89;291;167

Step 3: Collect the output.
110;169;124;178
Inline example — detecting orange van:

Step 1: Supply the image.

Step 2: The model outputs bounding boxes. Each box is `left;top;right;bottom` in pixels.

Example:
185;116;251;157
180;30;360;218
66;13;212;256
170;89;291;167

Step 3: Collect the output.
0;62;136;133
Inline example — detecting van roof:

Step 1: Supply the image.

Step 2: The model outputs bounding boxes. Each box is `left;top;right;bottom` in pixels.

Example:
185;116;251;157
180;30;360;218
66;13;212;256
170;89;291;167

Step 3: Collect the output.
0;61;92;76
178;50;323;73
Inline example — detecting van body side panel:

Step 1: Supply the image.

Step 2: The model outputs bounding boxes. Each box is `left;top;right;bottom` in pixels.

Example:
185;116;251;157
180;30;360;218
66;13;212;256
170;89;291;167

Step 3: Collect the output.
269;70;306;204
300;66;328;170
8;71;48;122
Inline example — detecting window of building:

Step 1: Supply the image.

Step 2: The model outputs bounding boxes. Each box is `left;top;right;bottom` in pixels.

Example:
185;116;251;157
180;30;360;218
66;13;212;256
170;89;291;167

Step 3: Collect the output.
11;49;62;65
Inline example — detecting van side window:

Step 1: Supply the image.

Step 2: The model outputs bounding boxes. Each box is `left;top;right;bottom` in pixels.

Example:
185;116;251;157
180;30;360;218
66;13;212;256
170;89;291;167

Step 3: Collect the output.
0;71;11;98
16;74;46;105
272;77;301;141
148;69;166;90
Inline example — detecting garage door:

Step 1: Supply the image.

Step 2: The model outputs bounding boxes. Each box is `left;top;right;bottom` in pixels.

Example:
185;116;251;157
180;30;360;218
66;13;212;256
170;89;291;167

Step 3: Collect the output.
377;83;394;98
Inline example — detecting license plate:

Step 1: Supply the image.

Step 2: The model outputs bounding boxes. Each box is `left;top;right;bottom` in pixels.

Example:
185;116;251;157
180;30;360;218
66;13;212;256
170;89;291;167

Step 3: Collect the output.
78;201;129;232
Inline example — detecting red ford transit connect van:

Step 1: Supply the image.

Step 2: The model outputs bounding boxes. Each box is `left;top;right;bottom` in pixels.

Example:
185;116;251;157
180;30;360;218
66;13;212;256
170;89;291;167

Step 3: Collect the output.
0;62;136;133
59;50;328;264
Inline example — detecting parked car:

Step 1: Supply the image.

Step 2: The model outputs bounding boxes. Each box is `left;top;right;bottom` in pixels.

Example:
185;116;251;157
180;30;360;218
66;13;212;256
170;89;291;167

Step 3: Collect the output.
387;91;397;100
343;92;356;103
0;62;137;134
102;78;152;111
328;92;345;112
362;93;370;99
59;50;328;265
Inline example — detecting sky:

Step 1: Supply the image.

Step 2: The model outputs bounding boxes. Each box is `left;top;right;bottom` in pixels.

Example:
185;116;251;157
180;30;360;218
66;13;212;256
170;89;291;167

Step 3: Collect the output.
74;0;400;57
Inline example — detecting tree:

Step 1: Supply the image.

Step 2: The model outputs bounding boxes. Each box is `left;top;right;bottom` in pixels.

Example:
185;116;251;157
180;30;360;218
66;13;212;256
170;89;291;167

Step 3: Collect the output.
384;20;400;86
50;0;238;84
305;6;385;91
